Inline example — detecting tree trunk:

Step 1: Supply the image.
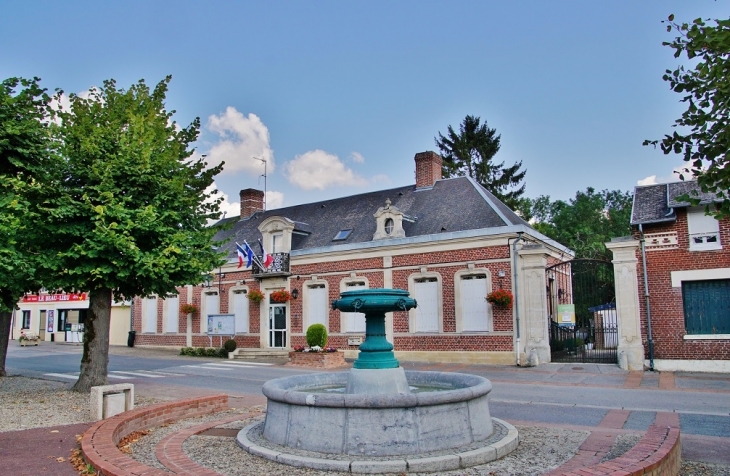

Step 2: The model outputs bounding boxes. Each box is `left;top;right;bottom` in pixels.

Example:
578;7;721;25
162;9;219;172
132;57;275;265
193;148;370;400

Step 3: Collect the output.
0;310;12;377
72;288;112;392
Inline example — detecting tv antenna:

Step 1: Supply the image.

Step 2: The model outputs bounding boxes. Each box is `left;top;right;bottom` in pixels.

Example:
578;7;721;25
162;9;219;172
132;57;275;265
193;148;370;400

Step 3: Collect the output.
253;156;267;211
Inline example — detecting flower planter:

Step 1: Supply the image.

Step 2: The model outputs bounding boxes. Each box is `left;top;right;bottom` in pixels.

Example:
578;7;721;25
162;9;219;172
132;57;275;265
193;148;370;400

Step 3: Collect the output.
287;351;347;369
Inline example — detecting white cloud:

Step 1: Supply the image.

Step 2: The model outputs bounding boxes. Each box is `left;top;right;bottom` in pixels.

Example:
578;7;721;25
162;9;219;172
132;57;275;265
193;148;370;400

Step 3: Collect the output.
204;182;239;222
371;174;391;184
265;191;285;210
637;165;685;186
349;151;365;163
285;150;368;191
205;107;274;176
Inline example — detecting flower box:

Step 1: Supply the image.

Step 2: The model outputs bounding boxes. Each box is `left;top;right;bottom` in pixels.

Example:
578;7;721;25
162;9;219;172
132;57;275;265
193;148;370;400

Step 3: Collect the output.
19;331;40;347
287;350;347;369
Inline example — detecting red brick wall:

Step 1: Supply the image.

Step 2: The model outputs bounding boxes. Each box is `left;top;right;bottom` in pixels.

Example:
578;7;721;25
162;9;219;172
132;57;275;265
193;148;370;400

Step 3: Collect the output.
635;210;730;360
132;245;518;354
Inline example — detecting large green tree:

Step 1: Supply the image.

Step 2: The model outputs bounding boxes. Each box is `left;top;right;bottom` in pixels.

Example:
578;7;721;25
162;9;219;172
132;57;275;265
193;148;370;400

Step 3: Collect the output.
45;76;225;391
0;77;57;376
435;115;526;208
645;15;730;218
518;188;633;260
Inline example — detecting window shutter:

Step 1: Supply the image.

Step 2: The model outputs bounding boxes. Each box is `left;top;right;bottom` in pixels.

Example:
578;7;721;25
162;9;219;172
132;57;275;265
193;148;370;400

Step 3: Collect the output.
166;296;179;333
461;276;492;332
234;292;249;333
307;286;328;329
414;280;439;332
344;283;366;332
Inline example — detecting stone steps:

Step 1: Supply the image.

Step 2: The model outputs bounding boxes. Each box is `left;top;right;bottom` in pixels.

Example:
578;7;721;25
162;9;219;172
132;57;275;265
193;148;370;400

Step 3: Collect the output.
229;348;290;364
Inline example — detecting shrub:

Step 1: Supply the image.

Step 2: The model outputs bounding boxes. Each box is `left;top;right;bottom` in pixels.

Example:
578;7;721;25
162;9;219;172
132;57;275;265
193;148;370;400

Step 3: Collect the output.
180;347;196;356
218;348;229;358
306;324;328;348
224;338;237;352
195;347;207;356
205;347;219;357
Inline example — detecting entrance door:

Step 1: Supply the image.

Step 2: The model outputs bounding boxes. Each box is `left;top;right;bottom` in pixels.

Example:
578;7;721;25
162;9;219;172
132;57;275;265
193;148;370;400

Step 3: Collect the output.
268;304;287;348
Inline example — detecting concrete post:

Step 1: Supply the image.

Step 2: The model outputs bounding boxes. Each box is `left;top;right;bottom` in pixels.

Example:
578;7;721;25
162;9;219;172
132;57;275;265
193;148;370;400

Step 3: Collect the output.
605;237;645;371
517;244;550;365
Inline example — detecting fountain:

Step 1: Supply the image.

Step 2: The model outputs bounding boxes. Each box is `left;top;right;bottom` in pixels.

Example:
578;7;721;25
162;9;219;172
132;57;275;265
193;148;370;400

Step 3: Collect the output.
237;288;518;472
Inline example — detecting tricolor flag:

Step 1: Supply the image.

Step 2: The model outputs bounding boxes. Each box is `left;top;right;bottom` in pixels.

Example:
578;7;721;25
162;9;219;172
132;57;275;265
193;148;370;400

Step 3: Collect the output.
258;239;274;268
235;242;252;269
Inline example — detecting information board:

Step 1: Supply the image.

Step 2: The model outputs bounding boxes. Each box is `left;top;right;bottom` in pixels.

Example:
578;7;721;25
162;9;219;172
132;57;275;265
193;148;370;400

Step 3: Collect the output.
557;304;576;327
207;314;235;335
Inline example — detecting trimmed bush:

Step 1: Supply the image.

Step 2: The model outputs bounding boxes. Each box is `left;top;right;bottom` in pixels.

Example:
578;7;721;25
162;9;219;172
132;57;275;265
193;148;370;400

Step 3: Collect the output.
205;347;219;357
195;347;207;356
224;338;237;352
306;324;328;348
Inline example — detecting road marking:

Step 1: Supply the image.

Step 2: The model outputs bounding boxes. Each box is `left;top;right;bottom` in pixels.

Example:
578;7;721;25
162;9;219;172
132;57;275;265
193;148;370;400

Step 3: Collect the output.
201;363;257;369
44;373;78;380
109;371;166;378
224;361;273;366
182;365;232;370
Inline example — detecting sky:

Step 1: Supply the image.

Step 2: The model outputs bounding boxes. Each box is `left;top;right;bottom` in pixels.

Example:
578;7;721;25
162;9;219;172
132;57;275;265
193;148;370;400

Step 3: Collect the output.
2;1;728;217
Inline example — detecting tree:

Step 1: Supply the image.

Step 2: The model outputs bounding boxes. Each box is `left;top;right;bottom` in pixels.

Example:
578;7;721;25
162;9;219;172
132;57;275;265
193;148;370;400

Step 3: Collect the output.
435;115;526;208
520;188;633;260
44;76;225;391
645;15;730;219
0;77;56;376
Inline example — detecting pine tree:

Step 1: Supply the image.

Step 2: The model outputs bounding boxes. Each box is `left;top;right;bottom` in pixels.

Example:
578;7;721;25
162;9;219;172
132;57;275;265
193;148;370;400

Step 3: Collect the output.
435;115;526;208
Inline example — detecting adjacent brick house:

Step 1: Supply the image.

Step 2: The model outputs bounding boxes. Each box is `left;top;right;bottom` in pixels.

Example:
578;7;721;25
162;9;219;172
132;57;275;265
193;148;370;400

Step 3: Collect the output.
631;181;730;372
132;151;570;364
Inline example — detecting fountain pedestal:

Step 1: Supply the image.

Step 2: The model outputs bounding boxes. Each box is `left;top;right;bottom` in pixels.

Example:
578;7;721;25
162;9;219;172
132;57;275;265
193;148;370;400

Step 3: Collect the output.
332;288;416;394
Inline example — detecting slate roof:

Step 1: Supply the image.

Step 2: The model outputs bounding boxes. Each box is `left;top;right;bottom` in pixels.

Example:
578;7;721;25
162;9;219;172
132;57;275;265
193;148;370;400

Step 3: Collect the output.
212;176;533;260
630;180;720;225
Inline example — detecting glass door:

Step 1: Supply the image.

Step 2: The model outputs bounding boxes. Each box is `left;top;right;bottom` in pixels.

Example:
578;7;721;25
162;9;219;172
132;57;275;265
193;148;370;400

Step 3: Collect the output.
268;304;287;348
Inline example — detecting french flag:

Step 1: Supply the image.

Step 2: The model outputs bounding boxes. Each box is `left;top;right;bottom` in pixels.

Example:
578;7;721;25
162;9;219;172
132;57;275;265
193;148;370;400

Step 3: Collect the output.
258;239;274;268
236;243;252;268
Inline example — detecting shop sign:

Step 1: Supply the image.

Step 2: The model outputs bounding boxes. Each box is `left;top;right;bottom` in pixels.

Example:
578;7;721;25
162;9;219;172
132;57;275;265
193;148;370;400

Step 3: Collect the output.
22;293;87;303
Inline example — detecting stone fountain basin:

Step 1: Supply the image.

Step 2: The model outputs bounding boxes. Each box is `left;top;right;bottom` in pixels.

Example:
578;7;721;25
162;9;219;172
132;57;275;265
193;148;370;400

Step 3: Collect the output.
262;371;493;456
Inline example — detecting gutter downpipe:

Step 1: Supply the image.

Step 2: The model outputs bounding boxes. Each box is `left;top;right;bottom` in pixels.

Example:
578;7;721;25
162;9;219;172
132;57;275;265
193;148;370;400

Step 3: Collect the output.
511;231;525;366
638;224;655;371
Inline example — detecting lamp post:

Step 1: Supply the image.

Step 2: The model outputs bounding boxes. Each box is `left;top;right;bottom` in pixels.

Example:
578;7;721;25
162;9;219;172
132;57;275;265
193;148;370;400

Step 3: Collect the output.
253;156;267;211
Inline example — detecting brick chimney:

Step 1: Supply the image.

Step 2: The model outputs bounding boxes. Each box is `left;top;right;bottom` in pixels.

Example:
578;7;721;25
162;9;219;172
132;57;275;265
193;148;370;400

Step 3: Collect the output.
239;188;264;219
414;151;443;188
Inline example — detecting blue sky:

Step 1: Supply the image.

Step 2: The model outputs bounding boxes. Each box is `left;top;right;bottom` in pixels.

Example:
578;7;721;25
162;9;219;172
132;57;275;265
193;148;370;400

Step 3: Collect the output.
2;1;727;216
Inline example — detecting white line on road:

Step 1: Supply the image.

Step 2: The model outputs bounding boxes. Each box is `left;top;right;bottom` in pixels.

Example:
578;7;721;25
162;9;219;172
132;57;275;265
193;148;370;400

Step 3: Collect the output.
223;361;273;366
182;365;232;370
44;373;78;380
201;363;257;369
109;371;166;378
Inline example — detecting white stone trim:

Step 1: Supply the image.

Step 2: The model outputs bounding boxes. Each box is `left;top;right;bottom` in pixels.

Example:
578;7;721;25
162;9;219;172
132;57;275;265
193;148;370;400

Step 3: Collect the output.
683;334;730;340
647;359;730;373
670;267;730;287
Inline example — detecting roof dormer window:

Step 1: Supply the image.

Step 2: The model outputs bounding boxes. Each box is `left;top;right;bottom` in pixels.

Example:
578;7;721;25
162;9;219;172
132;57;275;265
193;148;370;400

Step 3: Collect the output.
384;219;394;235
373;198;406;240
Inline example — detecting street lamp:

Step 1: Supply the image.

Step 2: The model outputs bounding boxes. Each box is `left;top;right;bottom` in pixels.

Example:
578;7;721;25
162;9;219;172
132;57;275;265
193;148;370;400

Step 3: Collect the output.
253;156;267;211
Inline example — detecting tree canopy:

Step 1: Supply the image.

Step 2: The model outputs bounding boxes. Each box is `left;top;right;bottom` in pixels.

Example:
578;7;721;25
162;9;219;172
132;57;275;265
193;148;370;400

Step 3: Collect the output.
43;76;226;391
0;77;57;376
645;15;730;219
435;115;526;209
517;188;633;261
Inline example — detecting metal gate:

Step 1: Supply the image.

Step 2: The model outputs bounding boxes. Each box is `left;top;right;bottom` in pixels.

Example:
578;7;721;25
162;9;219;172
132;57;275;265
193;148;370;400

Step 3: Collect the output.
547;259;618;364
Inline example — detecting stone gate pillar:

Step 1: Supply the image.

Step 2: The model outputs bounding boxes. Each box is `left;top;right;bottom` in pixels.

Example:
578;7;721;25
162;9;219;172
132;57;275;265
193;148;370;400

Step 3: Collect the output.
517;244;550;366
605;237;644;371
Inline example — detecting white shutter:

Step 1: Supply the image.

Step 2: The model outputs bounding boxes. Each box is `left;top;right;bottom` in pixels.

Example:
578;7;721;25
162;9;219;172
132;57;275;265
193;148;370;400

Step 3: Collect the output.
166;296;179;333
414;280;439;332
143;298;157;333
308;286;328;328
461;276;492;332
203;292;220;333
234;292;249;334
344;283;366;332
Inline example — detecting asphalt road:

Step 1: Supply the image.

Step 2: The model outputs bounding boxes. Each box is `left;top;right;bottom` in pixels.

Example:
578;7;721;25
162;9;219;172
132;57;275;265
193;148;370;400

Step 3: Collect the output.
5;342;730;441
